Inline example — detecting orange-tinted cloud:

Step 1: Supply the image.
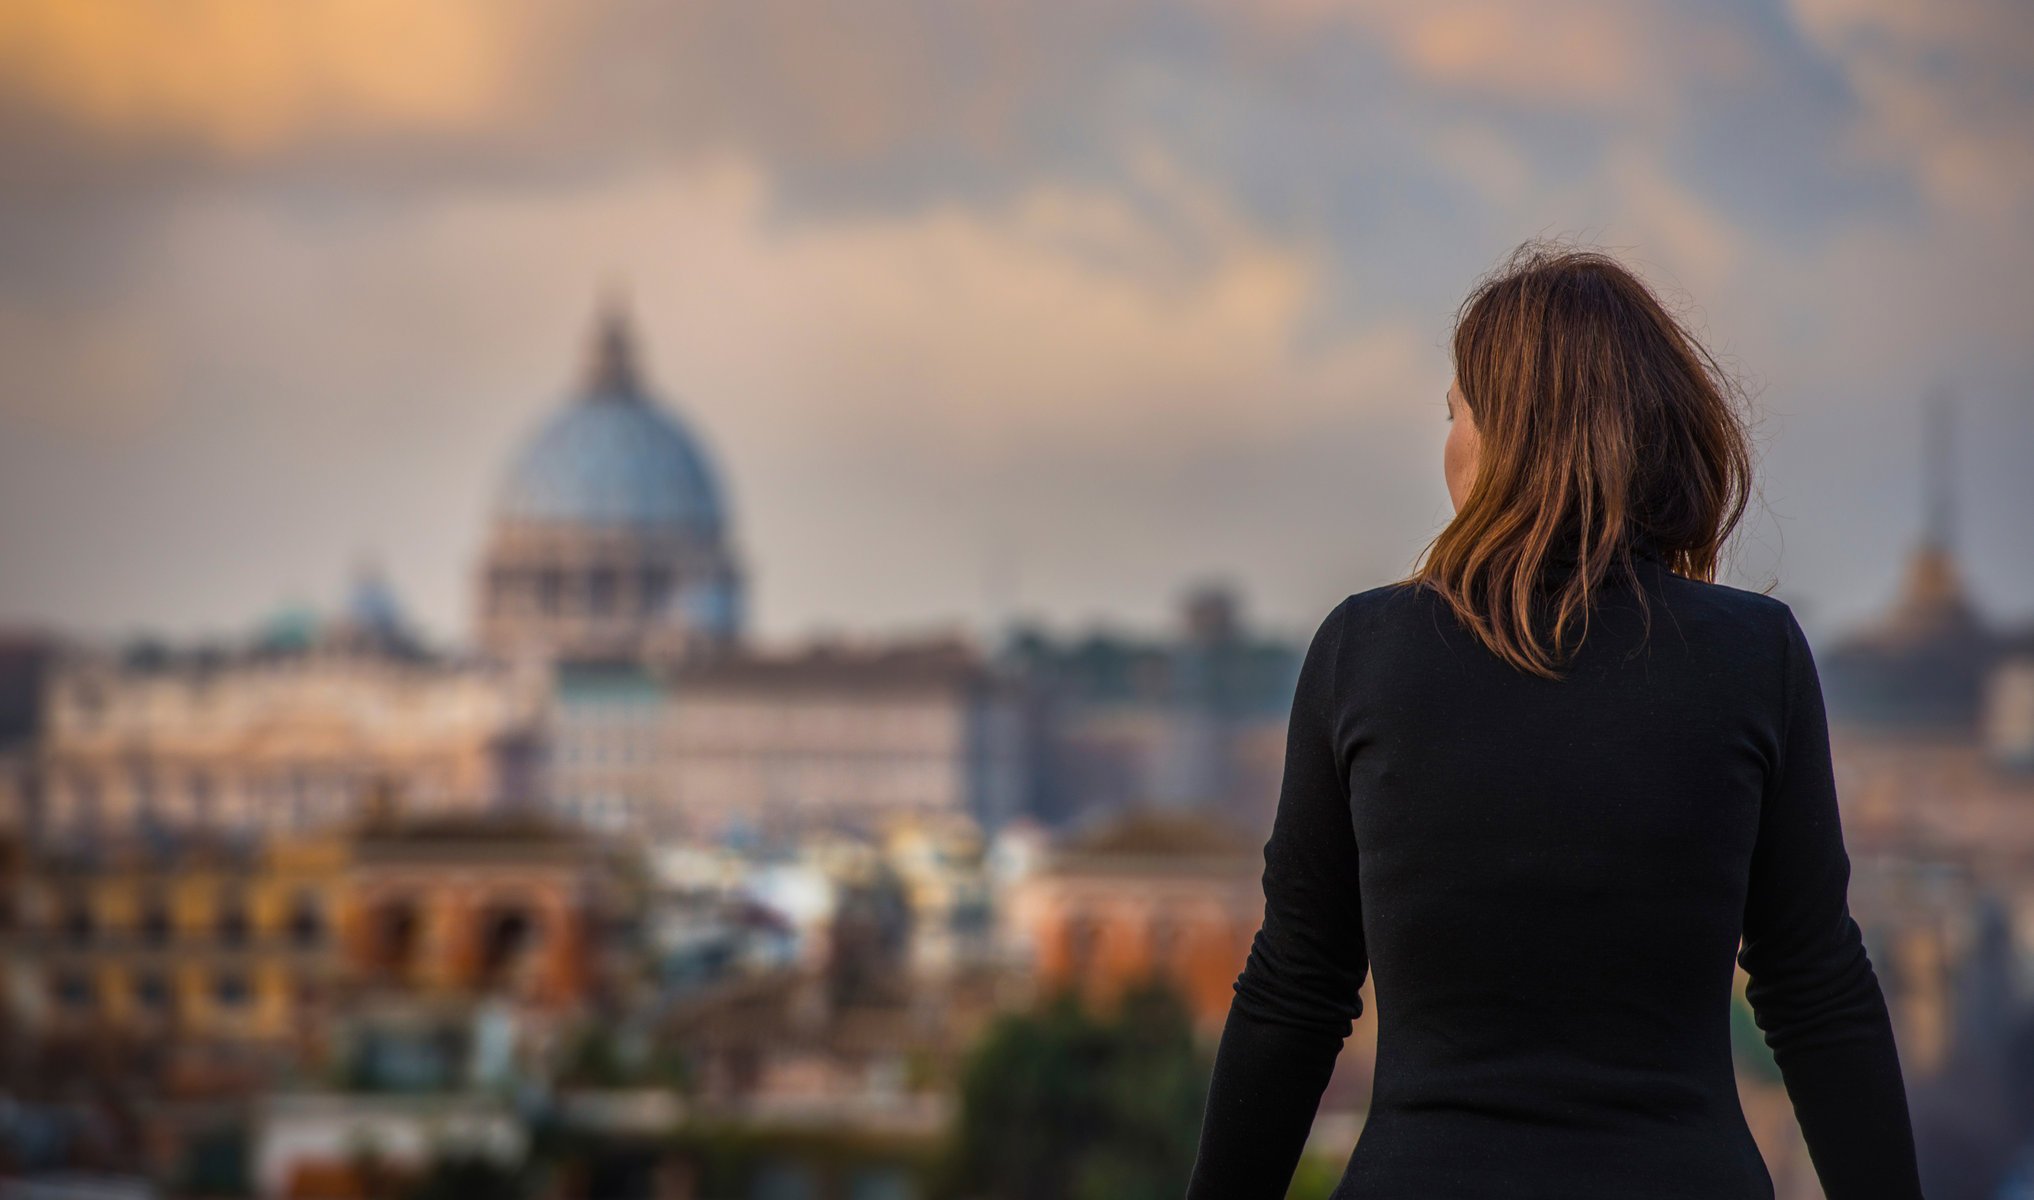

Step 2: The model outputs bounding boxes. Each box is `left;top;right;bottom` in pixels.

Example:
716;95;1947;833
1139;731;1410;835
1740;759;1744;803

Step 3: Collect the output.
1236;0;1760;110
0;0;541;153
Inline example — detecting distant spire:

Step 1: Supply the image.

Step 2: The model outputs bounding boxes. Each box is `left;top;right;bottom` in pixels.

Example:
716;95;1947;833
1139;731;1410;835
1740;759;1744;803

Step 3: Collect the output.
1923;384;1955;550
1883;384;1979;645
585;284;643;400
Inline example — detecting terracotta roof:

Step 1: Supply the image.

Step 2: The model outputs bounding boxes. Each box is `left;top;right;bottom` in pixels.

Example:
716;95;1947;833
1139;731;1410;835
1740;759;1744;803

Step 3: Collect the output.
1056;806;1259;860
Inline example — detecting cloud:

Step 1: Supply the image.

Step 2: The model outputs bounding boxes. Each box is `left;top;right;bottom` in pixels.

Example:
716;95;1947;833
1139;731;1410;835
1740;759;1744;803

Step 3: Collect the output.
1237;0;1761;112
1597;150;1747;300
0;0;541;154
0;0;2027;640
0;299;169;437
6;145;1431;459
1786;0;2034;221
0;147;1441;638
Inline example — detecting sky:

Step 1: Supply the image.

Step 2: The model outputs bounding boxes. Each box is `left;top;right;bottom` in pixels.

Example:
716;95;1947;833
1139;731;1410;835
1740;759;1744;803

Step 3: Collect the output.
0;0;2030;649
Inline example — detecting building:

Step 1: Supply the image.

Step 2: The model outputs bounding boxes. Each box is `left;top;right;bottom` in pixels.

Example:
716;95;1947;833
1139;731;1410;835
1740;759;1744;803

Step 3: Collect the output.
0;634;55;837
1;808;640;1072
661;635;1030;844
1821;393;2007;732
341;810;639;1013
475;299;745;665
1770;397;2034;1200
543;661;670;836
1002;582;1303;832
29;574;542;846
537;634;1030;844
1003;807;1266;1033
2;833;347;1059
1986;645;2034;770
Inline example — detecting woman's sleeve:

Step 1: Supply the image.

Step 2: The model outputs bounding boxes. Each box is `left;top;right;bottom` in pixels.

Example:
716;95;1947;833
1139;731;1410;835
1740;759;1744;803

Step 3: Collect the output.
1736;606;1923;1199
1186;597;1368;1199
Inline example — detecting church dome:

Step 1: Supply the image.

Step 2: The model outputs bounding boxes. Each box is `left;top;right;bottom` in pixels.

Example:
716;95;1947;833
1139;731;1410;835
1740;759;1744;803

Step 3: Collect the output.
496;304;727;536
477;297;745;663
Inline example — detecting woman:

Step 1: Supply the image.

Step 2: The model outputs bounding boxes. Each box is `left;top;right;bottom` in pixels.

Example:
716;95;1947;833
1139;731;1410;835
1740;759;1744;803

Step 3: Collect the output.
1184;242;1923;1199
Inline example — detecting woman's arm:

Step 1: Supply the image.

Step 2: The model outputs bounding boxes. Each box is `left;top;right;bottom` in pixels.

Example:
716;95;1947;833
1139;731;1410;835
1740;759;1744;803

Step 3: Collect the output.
1186;597;1369;1199
1736;606;1923;1199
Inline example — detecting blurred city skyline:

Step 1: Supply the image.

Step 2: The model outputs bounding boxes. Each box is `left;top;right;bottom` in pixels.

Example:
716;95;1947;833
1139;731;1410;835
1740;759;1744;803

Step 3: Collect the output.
1;0;2031;650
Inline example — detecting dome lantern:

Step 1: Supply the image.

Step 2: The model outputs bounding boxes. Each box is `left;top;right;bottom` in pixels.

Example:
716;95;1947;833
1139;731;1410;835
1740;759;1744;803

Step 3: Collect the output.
585;293;645;402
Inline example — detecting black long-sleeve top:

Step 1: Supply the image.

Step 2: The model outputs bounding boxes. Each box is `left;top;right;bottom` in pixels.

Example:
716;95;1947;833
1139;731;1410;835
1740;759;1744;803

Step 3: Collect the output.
1186;552;1922;1199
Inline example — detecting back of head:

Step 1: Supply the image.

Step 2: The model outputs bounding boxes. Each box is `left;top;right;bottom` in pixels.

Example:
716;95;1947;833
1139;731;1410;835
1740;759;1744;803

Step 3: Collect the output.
1412;239;1757;679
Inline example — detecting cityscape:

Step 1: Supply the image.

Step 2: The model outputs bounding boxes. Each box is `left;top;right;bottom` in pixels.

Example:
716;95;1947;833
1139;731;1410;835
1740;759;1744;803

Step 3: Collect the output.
0;297;2028;1199
1;2;2032;1198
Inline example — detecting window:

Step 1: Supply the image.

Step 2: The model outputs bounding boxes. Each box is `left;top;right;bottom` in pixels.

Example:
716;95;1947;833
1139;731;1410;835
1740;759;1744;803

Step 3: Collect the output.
589;567;620;617
215;894;250;946
138;894;172;946
373;900;421;974
53;972;94;1011
1063;913;1101;974
213;973;249;1008
70;775;102;833
489;567;522;616
287;894;325;947
642;566;672;610
61;899;95;945
133;973;171;1013
477;907;537;986
188;772;214;826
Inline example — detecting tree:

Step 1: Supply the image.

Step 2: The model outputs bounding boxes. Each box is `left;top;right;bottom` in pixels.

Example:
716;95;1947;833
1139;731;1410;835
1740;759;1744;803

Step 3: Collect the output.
934;975;1211;1200
402;1153;528;1200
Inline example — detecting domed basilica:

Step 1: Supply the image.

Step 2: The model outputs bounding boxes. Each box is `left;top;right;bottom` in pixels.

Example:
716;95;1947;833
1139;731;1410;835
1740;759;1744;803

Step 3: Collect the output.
476;300;745;663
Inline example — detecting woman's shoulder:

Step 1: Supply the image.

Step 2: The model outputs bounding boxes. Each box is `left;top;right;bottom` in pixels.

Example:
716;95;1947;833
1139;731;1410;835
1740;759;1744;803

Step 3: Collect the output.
1646;568;1802;649
1331;569;1799;655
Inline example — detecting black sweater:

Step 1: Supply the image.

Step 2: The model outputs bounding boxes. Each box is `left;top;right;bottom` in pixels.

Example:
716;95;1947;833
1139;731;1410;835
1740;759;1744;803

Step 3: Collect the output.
1185;553;1922;1199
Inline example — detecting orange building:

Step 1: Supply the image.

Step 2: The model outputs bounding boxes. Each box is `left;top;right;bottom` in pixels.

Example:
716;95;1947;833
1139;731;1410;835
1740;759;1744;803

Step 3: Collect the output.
1007;808;1271;1032
1;810;639;1066
341;813;635;1010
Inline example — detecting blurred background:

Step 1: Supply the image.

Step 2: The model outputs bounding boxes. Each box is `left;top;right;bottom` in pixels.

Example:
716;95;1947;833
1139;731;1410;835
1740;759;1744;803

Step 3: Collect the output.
0;1;2029;1197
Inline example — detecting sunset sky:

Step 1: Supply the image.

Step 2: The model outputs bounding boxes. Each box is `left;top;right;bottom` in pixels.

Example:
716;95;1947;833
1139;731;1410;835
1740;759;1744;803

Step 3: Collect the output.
1;0;2029;647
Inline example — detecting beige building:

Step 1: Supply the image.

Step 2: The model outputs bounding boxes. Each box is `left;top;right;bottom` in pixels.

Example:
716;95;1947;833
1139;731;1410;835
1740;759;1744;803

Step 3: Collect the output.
542;635;1031;843
30;577;543;845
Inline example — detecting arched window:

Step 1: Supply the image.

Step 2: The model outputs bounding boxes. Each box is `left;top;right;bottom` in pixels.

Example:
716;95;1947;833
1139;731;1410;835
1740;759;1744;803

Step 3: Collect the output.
476;905;538;987
372;898;422;975
287;893;325;947
1063;912;1101;975
1147;913;1184;970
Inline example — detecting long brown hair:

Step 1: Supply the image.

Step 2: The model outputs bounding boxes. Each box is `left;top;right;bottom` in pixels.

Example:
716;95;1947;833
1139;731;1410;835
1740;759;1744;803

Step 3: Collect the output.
1409;239;1757;679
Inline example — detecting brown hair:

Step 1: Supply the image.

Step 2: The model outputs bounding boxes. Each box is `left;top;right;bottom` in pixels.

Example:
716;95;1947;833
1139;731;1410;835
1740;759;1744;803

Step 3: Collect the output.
1407;239;1757;679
